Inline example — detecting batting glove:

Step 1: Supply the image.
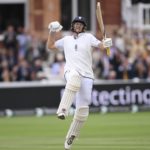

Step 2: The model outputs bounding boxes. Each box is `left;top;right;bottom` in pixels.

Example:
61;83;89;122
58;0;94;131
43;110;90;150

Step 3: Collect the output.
48;21;63;33
102;38;112;48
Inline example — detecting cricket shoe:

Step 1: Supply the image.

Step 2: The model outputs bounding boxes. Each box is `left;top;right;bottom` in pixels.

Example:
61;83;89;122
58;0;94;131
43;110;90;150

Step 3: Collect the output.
57;108;67;120
57;112;66;120
64;135;75;150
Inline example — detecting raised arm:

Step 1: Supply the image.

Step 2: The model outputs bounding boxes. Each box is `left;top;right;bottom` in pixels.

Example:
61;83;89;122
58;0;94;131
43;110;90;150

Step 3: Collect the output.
47;21;63;51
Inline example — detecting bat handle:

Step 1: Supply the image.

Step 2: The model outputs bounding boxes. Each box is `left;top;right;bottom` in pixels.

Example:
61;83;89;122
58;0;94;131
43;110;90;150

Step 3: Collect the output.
103;34;110;56
106;47;110;56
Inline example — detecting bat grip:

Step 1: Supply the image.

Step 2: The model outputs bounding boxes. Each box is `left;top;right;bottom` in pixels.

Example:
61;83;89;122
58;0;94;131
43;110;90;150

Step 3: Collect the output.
106;47;110;56
103;35;110;56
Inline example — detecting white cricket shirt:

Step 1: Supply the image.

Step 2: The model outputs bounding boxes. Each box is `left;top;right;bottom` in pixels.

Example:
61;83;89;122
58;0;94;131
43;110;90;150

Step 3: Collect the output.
55;33;101;79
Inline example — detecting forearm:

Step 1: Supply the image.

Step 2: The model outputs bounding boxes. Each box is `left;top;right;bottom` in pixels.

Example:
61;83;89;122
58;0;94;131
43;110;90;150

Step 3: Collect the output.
47;21;63;51
47;32;57;50
99;42;105;50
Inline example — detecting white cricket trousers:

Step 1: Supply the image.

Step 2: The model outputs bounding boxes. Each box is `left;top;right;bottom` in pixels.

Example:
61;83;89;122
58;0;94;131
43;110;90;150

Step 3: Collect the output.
65;72;94;108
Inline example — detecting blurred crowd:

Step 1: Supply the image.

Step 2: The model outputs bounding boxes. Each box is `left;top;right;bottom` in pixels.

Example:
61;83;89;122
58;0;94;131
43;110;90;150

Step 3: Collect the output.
0;23;150;82
94;22;150;80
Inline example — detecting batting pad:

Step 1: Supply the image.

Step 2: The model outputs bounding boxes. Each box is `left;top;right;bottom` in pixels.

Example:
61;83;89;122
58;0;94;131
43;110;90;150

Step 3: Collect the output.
57;89;76;115
57;70;81;116
66;106;89;139
66;70;81;91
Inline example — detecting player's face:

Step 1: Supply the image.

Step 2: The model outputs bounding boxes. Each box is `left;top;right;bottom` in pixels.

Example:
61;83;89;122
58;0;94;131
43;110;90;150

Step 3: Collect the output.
73;22;84;33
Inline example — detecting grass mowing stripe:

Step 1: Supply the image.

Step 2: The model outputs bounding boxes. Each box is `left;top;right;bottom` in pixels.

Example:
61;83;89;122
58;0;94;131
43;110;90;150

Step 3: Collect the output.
0;112;150;150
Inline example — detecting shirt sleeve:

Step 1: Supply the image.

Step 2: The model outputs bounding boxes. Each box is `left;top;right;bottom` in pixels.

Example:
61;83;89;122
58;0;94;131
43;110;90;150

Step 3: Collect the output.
54;38;64;51
90;34;101;48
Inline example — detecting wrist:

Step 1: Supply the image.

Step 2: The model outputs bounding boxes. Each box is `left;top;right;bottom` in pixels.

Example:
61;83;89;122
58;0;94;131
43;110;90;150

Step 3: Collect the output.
49;30;56;34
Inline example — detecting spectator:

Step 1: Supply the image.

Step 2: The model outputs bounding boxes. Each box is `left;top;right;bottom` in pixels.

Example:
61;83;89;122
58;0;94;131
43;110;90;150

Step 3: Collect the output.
16;26;29;58
50;52;65;78
0;60;11;81
3;25;18;57
117;56;133;79
132;51;148;79
16;56;32;81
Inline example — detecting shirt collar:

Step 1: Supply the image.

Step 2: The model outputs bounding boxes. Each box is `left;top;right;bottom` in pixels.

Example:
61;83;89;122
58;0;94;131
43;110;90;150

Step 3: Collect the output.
73;32;84;39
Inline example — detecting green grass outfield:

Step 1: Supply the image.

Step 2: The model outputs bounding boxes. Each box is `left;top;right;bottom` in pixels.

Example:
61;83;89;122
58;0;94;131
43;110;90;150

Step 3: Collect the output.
0;112;150;150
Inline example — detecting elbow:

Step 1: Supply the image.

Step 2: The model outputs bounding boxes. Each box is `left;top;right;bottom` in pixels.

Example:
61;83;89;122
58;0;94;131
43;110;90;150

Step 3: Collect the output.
47;42;55;50
47;42;52;50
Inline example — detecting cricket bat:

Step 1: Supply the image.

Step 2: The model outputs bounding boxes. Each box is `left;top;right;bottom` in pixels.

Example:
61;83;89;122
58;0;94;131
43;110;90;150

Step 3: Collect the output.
96;2;110;56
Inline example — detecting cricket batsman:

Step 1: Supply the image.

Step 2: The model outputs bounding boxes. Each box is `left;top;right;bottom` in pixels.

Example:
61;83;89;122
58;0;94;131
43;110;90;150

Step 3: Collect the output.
47;16;112;150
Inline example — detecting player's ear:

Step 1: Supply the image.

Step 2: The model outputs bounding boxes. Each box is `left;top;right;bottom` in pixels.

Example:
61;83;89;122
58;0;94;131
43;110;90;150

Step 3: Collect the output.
83;26;86;32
